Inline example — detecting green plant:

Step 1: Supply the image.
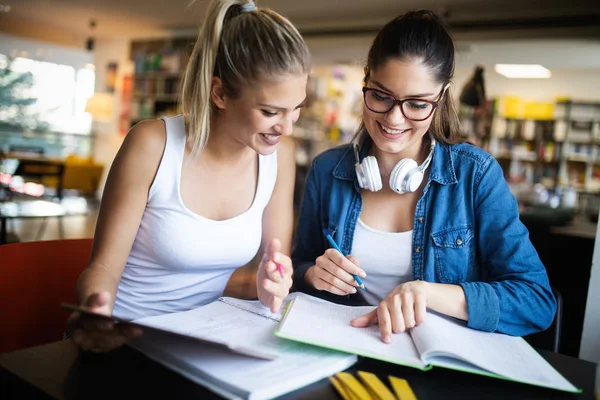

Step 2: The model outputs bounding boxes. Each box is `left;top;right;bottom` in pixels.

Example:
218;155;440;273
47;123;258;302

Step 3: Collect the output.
0;55;47;131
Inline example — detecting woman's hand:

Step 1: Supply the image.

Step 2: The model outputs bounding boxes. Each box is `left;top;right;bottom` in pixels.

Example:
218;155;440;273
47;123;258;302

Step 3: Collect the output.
257;238;293;313
351;281;428;343
305;250;366;295
67;291;142;352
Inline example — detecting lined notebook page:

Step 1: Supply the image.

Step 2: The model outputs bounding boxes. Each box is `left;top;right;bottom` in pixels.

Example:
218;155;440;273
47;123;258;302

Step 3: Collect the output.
411;312;578;392
276;294;426;369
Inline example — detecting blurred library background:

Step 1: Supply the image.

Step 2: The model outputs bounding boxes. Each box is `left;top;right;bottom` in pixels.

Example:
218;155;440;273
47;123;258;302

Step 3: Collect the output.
0;0;599;363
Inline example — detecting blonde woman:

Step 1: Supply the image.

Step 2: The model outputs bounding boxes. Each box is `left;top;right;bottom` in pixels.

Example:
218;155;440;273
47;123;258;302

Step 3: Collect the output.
69;0;310;352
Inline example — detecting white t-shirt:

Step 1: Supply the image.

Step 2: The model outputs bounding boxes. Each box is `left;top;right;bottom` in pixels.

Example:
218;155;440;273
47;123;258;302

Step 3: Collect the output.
351;218;413;305
113;115;277;320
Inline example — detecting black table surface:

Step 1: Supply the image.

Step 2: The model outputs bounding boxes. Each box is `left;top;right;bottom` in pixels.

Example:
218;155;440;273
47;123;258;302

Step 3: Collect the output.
0;340;597;400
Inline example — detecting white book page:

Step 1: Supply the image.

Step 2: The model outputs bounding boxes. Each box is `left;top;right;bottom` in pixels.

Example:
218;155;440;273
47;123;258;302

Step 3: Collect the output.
277;294;427;369
131;297;356;400
219;292;301;322
135;300;287;356
410;312;578;392
133;332;357;400
219;298;282;321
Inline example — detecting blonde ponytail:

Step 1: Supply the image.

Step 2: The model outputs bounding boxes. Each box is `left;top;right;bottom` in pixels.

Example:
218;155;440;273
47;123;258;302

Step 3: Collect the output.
181;0;242;156
181;0;310;156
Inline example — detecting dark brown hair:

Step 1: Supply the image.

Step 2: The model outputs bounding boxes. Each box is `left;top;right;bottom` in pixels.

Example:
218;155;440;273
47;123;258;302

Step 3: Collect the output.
359;10;463;145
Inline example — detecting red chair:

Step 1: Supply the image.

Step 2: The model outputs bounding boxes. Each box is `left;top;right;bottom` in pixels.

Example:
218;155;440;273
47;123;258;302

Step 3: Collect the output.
0;239;93;354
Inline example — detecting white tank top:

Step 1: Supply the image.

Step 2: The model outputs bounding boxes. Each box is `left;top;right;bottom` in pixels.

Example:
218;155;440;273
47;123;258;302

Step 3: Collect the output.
113;115;277;320
351;218;413;306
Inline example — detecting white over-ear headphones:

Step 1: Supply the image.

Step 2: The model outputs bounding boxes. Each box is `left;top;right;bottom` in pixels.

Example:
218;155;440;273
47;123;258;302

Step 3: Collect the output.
354;139;436;194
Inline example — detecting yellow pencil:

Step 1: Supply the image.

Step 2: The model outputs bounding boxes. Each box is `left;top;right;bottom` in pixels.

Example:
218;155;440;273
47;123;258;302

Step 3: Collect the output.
330;376;354;400
389;376;417;400
336;372;372;400
357;371;396;400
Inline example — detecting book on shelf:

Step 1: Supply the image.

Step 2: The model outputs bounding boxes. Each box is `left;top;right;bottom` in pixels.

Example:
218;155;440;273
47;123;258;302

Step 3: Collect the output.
275;293;579;394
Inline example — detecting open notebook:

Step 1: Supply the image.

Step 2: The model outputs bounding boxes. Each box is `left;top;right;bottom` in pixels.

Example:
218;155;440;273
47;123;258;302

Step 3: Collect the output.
276;293;579;394
127;295;357;400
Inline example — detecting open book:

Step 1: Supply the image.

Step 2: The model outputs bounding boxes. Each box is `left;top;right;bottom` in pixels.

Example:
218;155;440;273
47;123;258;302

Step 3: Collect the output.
276;293;580;394
61;301;276;360
127;295;357;400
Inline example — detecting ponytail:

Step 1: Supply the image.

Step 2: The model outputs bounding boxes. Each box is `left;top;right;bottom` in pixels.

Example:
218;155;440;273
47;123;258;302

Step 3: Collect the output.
181;0;310;156
181;0;245;156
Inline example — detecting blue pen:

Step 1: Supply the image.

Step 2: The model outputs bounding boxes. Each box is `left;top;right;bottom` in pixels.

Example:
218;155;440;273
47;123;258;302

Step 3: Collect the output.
322;229;366;290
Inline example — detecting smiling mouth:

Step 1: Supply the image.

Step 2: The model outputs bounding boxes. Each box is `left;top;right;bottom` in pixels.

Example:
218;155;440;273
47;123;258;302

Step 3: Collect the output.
260;133;280;139
259;133;281;144
378;121;409;135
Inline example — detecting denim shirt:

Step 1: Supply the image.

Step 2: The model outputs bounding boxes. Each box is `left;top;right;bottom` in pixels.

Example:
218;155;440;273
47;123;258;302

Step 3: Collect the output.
292;140;556;337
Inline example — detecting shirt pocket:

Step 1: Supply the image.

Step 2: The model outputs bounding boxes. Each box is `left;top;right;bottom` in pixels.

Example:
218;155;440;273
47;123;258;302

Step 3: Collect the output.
431;225;474;284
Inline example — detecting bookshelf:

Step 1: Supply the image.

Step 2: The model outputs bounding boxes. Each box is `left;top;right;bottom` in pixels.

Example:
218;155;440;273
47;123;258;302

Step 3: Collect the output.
128;38;194;125
292;66;362;166
489;117;560;188
487;99;600;196
556;100;600;193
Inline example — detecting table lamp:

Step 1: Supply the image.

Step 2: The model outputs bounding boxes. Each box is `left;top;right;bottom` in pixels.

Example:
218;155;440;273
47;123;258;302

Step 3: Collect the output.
85;92;114;123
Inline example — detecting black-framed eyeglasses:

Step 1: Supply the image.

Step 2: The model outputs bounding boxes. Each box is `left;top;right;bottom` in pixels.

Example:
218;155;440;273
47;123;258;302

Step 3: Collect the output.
362;87;443;121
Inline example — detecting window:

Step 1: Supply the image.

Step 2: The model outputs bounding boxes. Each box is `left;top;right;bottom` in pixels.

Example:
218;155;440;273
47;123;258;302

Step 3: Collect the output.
0;53;95;134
